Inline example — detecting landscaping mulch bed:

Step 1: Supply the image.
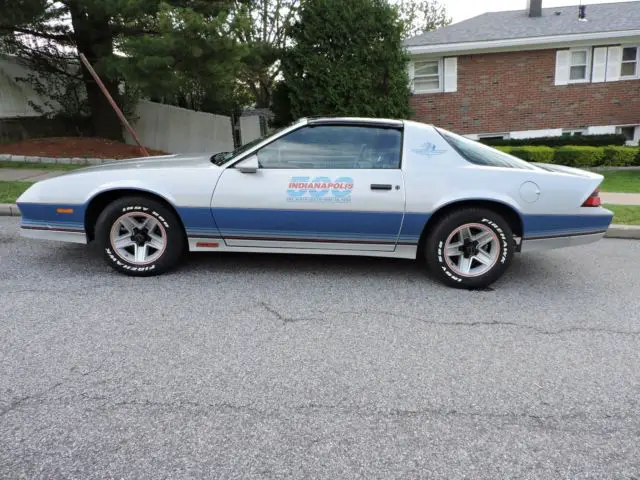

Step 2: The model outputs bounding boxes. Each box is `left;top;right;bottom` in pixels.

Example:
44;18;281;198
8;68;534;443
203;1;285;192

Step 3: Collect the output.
0;137;166;159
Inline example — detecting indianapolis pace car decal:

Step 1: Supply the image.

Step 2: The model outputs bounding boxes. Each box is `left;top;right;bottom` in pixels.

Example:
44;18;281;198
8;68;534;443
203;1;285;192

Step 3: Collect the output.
412;142;447;157
287;176;354;204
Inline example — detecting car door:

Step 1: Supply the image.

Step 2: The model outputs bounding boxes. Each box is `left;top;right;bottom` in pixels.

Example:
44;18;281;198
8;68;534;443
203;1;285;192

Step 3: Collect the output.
211;122;405;251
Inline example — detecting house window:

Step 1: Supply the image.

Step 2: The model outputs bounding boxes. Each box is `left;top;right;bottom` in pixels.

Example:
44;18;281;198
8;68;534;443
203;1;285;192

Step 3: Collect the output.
569;49;590;82
477;134;510;141
413;60;441;93
621;47;639;78
616;125;639;145
562;129;587;137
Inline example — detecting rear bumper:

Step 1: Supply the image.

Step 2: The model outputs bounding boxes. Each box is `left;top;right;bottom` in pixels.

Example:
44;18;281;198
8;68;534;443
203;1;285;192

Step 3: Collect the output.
521;230;606;252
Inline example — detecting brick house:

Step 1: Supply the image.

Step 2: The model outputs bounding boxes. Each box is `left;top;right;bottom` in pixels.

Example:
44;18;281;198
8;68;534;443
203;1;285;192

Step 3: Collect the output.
405;0;640;144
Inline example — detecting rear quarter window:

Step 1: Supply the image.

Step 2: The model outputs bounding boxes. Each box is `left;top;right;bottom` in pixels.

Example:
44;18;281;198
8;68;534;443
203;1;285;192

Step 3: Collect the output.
436;128;538;170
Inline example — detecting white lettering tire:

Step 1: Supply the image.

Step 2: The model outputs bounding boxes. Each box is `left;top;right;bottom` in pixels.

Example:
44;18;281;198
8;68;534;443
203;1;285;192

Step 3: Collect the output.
425;208;514;289
95;196;185;277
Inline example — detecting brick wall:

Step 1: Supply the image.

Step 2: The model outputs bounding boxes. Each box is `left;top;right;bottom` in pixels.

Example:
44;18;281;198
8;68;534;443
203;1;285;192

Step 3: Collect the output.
409;49;640;134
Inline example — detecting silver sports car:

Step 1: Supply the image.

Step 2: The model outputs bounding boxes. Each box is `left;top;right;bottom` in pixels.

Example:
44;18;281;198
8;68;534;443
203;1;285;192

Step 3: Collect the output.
17;117;613;288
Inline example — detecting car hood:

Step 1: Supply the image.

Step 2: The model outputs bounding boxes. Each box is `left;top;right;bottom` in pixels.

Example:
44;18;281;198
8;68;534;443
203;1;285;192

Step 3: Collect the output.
67;153;217;175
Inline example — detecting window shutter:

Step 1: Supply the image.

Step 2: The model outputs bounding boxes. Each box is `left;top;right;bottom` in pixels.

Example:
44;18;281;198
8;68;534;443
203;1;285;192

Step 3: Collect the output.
555;50;570;86
606;46;622;82
407;61;415;93
592;47;608;82
443;57;458;92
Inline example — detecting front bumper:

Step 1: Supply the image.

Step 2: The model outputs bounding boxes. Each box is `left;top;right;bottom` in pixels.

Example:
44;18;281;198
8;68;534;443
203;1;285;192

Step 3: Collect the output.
20;226;88;244
17;201;88;245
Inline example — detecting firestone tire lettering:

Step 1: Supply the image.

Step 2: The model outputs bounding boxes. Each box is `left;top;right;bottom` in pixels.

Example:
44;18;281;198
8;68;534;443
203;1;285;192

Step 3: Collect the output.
425;208;515;289
95;196;185;277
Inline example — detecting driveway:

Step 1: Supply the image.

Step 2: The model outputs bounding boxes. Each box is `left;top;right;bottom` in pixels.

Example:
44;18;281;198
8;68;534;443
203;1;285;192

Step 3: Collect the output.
1;217;639;479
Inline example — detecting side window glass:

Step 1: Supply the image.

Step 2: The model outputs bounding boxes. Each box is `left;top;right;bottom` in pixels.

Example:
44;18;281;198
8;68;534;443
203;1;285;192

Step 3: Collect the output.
256;125;401;169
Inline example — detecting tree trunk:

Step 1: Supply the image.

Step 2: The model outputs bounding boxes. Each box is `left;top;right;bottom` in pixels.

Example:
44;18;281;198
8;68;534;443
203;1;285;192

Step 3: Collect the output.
255;77;272;109
68;2;124;141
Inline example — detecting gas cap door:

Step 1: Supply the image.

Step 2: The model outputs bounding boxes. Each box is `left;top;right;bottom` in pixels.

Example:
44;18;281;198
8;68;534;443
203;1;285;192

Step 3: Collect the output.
519;181;541;203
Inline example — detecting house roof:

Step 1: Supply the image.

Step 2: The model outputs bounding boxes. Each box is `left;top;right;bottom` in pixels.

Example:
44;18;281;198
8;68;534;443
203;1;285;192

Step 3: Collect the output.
405;1;640;47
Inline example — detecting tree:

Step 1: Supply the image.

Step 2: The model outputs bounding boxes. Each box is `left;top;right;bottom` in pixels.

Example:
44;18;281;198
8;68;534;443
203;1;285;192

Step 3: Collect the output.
229;0;299;109
269;80;293;127
0;0;244;140
120;2;246;115
280;0;411;122
395;0;451;38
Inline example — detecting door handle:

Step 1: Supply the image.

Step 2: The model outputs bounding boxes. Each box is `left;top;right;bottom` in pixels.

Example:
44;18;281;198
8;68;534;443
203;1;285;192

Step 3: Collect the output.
370;184;393;191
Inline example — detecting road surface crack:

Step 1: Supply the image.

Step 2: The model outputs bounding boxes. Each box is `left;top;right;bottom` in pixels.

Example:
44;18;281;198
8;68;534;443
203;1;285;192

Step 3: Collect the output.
254;303;639;336
258;301;324;324
342;310;640;337
0;382;63;417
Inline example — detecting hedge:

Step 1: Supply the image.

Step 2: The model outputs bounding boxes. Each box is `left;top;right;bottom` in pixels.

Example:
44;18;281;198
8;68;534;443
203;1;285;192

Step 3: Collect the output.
496;145;640;167
553;146;605;167
481;134;627;147
496;146;555;163
601;146;638;166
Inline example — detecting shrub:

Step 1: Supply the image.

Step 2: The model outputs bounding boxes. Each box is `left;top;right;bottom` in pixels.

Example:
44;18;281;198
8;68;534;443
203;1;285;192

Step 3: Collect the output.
507;146;555;163
553;146;605;167
602;146;638;166
494;146;512;154
481;134;627;148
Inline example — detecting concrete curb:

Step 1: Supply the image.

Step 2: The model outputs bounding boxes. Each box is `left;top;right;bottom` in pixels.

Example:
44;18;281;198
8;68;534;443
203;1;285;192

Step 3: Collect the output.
1;204;639;239
605;225;640;239
0;204;22;216
0;154;114;166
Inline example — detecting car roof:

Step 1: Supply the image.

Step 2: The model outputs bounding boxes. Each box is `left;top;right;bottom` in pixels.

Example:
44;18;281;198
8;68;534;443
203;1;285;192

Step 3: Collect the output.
306;117;404;128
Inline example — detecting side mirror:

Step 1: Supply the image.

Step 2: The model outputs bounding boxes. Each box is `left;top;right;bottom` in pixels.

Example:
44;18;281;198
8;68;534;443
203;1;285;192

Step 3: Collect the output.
235;154;259;173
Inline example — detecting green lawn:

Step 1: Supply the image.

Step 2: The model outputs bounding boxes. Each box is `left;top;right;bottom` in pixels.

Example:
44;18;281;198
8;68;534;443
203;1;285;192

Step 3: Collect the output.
600;171;640;193
604;204;640;225
0;181;33;203
0;160;83;171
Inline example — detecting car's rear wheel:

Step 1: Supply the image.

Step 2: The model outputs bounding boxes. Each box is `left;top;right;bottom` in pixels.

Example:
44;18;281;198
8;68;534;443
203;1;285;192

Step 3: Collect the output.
425;208;514;289
95;196;185;276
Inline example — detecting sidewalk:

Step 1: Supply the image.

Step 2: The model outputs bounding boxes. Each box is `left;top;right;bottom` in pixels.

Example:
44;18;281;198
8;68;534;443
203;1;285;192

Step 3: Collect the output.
0;168;66;182
600;192;640;206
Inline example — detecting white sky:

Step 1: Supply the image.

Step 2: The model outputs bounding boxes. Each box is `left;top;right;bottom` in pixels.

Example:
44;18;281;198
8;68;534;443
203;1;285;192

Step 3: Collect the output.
447;0;632;22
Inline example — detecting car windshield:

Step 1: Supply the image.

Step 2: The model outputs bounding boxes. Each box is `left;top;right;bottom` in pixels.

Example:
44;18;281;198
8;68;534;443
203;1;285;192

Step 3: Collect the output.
436;128;539;170
210;123;295;166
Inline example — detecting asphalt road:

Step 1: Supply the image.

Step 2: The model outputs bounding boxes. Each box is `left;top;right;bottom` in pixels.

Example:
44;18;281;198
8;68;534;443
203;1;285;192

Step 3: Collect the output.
1;216;639;479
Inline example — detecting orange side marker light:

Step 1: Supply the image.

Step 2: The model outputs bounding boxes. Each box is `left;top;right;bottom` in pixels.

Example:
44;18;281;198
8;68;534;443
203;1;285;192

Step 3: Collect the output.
56;208;74;214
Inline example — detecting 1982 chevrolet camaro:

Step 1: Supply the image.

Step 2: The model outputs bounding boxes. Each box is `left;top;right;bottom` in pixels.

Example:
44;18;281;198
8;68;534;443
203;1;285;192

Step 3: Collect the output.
16;117;613;289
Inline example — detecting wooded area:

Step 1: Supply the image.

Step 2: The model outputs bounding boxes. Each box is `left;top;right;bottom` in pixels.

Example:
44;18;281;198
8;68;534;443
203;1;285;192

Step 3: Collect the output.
0;0;450;140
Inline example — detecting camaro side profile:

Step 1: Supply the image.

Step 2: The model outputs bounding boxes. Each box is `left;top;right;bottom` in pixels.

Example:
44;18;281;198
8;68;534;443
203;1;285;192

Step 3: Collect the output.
17;117;613;288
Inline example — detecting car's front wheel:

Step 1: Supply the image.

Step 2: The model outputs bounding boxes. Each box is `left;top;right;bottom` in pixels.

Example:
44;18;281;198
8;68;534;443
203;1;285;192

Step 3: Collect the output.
95;196;185;276
425;208;514;289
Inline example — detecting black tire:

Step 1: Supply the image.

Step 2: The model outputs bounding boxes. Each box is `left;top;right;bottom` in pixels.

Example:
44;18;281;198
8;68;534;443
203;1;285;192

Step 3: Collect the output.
424;208;514;289
95;196;185;276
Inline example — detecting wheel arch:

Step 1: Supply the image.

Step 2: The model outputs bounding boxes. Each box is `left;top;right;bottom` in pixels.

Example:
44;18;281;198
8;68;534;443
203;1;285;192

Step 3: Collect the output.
84;188;187;242
416;199;524;257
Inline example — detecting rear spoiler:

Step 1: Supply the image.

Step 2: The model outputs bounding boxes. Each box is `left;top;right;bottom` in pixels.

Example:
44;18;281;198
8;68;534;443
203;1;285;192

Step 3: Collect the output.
531;163;604;207
530;163;604;180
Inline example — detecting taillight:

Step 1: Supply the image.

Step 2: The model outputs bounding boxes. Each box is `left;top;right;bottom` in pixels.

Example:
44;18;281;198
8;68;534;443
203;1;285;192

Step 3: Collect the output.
582;188;601;207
